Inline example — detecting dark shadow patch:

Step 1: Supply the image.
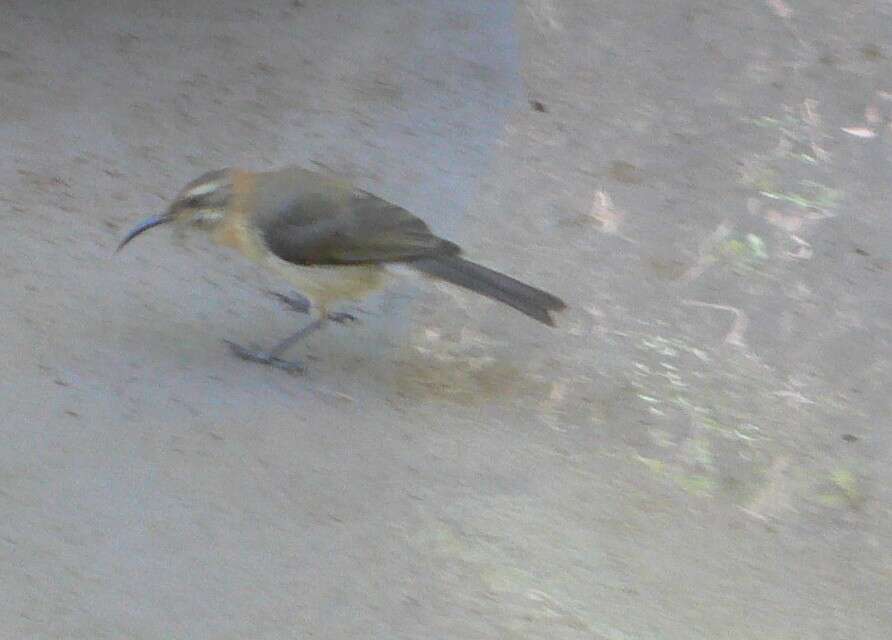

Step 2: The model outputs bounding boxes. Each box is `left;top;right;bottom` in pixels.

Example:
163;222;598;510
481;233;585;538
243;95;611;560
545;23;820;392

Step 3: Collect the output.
389;348;543;407
608;161;643;185
861;44;883;61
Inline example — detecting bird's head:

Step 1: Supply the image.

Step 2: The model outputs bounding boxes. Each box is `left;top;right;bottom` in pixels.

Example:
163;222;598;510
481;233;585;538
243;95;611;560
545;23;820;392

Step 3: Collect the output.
117;168;235;252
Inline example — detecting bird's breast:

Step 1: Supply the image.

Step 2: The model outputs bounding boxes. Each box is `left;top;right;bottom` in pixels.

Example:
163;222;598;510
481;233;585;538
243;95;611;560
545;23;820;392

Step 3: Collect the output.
210;170;269;260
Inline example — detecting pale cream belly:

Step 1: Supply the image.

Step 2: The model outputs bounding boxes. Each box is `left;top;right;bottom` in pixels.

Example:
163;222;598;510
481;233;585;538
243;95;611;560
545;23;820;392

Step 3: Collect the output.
210;219;390;313
264;254;389;312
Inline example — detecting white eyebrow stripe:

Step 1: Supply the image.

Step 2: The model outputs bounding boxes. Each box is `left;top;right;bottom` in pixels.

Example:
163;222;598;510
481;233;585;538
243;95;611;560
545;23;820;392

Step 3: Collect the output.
185;181;222;198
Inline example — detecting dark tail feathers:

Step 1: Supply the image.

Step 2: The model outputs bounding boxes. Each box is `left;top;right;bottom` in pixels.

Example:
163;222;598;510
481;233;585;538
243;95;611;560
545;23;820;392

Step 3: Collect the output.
411;255;566;326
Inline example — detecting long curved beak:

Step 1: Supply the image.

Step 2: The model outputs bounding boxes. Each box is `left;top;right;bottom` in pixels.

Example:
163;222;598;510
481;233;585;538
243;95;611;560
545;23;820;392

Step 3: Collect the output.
116;213;172;253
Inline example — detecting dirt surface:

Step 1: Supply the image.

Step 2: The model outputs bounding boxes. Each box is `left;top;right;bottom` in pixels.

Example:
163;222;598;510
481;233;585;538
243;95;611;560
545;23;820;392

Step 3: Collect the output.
2;1;891;638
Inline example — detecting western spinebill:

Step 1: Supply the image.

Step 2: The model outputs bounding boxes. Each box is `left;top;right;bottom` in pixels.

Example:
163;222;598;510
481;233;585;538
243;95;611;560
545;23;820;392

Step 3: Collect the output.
118;166;566;371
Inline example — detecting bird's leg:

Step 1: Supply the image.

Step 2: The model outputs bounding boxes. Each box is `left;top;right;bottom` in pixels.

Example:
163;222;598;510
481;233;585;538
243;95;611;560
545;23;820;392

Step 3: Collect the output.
267;318;325;359
225;317;326;373
267;290;357;324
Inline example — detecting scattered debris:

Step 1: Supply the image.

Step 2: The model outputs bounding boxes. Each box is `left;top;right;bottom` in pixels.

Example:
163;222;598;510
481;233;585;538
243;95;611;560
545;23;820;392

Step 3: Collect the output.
741;455;790;521
767;0;792;19
682;300;749;347
683;221;733;281
587;190;637;243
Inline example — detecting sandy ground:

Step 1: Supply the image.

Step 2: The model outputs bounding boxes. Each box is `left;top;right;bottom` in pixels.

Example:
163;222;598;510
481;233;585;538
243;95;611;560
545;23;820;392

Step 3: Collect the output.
2;1;891;638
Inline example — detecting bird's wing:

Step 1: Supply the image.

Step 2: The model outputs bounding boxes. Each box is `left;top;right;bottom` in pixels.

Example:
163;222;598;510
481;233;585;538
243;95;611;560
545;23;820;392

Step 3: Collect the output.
260;188;460;265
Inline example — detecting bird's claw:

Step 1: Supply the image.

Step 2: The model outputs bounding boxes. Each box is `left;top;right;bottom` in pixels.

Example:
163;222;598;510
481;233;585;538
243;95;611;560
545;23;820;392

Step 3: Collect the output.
224;340;304;373
327;311;356;324
267;290;358;324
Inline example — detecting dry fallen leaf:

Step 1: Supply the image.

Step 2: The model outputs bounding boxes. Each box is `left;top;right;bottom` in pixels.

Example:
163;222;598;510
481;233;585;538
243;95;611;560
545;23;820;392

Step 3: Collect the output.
802;98;820;128
788;234;813;260
841;126;876;138
683;300;749;347
589;190;624;234
764;208;803;233
767;0;792;19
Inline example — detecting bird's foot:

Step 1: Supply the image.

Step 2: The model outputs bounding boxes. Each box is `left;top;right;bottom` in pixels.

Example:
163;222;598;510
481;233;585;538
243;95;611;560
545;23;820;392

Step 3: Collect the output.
326;311;357;324
224;340;304;373
266;290;358;324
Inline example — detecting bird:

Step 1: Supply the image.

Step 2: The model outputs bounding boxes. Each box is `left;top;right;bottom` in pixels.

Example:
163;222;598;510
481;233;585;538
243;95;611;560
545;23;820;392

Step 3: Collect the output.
117;166;566;371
